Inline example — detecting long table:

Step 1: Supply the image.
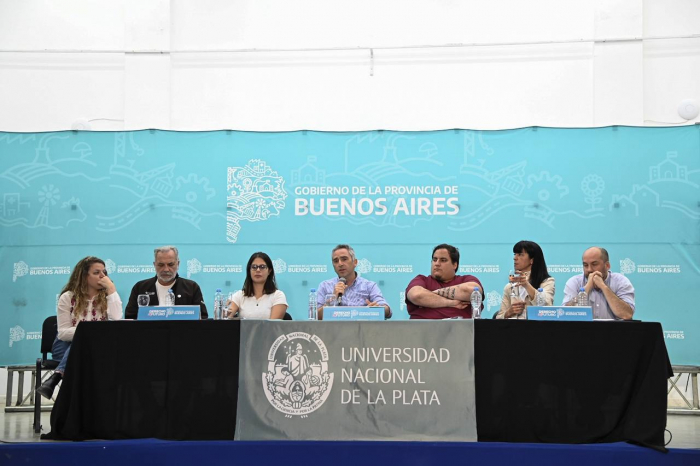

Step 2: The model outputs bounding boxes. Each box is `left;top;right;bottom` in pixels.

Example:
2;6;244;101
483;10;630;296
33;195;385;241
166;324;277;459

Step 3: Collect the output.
47;320;671;447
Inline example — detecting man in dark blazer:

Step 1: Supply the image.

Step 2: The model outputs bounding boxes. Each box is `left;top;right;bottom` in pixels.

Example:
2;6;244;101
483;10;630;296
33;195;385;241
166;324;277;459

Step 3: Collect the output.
125;245;208;319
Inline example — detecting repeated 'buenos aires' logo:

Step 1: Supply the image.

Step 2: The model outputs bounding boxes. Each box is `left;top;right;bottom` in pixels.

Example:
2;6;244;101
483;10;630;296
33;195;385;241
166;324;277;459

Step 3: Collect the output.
105;259;117;275
227;159;287;243
9;325;41;347
12;261;70;281
619;257;681;274
187;258;202;278
619;258;636;274
263;332;334;418
272;259;287;273
9;326;25;347
13;261;29;282
355;258;372;274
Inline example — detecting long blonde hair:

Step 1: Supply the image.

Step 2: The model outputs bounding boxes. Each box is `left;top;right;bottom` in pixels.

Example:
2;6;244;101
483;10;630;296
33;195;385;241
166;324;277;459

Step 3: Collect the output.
61;256;108;318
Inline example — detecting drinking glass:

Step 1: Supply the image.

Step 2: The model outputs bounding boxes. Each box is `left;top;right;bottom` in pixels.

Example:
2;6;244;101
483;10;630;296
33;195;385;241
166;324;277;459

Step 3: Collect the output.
325;293;338;307
508;270;523;319
226;292;236;318
509;269;521;284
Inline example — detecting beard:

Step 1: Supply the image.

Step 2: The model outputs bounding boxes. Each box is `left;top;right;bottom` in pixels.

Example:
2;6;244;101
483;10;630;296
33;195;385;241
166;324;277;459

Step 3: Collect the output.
157;271;176;283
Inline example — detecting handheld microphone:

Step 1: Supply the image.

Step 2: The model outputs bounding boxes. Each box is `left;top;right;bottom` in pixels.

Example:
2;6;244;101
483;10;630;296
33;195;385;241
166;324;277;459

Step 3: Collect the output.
337;277;347;305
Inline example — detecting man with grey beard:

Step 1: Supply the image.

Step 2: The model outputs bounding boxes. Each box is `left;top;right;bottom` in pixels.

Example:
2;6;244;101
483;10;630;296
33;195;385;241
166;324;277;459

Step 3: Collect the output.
125;246;208;319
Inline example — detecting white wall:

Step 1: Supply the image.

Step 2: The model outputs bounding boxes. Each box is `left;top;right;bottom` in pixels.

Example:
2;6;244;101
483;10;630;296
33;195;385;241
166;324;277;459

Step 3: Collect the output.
0;0;698;132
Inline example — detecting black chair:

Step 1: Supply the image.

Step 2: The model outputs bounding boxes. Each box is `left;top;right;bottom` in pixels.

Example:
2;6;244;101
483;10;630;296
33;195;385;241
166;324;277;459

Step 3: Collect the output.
34;316;59;433
283;312;293;320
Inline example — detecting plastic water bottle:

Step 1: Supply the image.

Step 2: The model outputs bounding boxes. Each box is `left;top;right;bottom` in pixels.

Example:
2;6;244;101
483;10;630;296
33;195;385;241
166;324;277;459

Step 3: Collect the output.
470;286;482;319
166;289;176;306
576;287;588;306
308;288;318;320
536;288;546;307
214;288;223;320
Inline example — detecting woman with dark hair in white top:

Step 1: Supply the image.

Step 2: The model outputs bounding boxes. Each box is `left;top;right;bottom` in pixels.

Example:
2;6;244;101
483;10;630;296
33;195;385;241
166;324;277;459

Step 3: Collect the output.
496;240;555;320
227;252;288;319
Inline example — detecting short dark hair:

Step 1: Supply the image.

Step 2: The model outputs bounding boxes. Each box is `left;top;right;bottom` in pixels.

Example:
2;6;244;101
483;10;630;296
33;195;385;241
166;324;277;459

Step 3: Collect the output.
242;252;277;297
432;244;459;268
332;244;356;261
590;246;609;262
513;240;551;289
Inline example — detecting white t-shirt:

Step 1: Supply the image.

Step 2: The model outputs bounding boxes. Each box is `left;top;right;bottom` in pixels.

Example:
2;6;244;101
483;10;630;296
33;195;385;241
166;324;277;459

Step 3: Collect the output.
231;289;288;319
155;280;175;305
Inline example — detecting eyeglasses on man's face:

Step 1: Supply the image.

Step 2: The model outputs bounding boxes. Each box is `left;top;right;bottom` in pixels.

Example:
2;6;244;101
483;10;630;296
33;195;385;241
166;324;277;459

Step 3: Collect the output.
250;264;268;271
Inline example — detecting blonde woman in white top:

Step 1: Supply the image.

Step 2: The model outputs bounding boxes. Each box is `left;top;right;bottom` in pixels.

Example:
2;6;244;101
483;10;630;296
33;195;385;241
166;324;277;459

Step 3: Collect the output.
228;252;288;320
497;240;555;319
37;256;123;399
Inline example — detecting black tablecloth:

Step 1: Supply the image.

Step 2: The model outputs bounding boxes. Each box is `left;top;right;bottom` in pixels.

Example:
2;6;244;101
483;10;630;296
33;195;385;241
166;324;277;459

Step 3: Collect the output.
48;320;670;446
49;321;240;440
474;320;672;448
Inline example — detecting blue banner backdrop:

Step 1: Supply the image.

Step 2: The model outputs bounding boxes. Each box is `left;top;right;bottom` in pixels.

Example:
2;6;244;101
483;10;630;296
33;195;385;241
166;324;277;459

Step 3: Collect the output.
0;128;698;365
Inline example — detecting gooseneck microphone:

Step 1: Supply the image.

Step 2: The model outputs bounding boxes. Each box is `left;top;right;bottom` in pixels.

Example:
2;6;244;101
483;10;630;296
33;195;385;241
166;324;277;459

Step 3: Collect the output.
337;277;347;305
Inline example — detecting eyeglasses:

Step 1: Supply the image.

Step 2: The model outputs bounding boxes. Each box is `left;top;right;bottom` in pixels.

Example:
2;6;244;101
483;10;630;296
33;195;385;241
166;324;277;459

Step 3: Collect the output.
250;264;268;271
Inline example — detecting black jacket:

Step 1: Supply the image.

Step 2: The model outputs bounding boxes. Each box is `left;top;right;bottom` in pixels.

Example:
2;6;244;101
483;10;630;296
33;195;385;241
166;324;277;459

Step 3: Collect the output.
125;274;208;320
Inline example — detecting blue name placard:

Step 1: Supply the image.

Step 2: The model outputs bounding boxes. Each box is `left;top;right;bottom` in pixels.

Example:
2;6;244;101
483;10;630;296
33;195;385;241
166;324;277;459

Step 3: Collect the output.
527;306;593;321
323;306;384;321
137;305;200;321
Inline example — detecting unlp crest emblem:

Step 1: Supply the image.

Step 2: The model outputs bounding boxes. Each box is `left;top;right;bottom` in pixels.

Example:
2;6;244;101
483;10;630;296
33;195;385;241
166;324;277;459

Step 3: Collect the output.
263;332;334;417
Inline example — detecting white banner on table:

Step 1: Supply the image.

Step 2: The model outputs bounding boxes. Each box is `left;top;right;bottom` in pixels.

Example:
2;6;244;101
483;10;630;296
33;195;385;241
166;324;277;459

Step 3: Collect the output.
235;320;476;441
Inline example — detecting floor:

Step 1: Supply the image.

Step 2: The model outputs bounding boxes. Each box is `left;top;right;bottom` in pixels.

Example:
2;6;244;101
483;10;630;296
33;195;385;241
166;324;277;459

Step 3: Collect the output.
0;406;697;448
1;408;50;443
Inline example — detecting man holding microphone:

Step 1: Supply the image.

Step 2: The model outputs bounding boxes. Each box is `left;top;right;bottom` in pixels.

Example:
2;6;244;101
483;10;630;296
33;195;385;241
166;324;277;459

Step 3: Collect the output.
316;244;391;320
